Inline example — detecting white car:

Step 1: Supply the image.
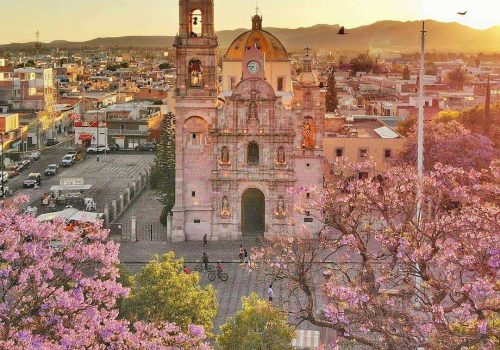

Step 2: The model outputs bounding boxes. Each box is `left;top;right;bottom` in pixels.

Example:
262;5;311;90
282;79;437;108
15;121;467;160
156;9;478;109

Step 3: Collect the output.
87;145;111;154
29;150;41;161
0;171;8;183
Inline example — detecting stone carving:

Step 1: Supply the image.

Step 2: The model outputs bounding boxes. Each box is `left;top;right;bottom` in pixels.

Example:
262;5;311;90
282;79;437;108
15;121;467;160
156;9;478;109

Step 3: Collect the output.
221;196;230;216
277;147;286;164
221;146;229;163
248;101;258;123
276;197;286;218
302;119;314;149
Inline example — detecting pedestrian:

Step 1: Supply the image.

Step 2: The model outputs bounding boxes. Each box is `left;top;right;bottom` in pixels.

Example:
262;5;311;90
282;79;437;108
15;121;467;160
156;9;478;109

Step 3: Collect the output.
201;251;209;272
268;284;274;302
243;248;249;264
203;234;208;247
239;244;244;262
183;265;191;274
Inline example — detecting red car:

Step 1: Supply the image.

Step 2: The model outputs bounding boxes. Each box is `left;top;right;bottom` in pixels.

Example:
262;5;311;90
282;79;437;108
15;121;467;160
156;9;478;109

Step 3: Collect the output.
6;164;19;177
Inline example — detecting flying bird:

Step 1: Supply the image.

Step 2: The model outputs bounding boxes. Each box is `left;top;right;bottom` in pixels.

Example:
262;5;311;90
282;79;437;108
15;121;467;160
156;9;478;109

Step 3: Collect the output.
457;11;467;15
337;26;349;35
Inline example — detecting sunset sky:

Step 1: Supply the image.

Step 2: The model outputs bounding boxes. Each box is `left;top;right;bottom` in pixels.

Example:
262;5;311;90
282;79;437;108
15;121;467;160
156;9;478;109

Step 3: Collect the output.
1;0;499;44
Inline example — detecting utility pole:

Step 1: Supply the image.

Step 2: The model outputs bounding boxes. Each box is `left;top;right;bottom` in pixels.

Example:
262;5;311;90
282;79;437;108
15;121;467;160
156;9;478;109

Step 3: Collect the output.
415;23;426;350
0;132;4;196
96;106;100;162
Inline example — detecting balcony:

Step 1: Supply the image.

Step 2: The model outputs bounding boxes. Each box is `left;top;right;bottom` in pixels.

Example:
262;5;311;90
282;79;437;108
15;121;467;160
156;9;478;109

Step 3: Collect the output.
107;129;148;136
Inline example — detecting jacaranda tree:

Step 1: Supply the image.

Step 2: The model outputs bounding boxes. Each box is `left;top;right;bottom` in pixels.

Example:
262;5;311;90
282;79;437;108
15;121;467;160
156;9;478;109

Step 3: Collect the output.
251;159;499;349
0;200;212;350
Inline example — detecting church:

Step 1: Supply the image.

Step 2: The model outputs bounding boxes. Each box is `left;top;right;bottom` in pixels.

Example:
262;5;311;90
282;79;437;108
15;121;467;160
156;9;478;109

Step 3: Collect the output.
172;0;326;241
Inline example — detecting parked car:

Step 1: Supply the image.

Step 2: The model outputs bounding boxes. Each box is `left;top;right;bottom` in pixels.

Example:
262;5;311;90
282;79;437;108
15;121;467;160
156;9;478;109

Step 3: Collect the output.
87;145;111;153
6;164;20;177
135;143;157;152
45;164;59;176
109;143;120;151
16;159;30;171
46;138;59;146
66;150;86;161
60;154;75;167
29;150;41;161
0;171;8;183
23;173;42;188
22;156;34;165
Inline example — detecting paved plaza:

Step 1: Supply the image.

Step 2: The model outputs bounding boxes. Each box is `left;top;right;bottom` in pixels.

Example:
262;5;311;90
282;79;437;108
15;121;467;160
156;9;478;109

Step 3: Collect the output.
118;238;324;335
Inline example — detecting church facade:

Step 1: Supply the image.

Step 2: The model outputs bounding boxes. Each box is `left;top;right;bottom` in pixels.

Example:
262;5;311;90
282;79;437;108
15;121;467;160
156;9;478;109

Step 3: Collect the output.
172;0;326;241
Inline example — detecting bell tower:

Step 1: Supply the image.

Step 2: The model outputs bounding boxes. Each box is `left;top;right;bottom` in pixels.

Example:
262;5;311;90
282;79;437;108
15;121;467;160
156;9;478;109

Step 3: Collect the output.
174;0;218;97
172;0;219;242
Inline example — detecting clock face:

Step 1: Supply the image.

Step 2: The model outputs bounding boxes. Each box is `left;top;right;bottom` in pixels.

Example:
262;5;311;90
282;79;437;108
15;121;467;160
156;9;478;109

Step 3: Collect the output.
247;60;260;74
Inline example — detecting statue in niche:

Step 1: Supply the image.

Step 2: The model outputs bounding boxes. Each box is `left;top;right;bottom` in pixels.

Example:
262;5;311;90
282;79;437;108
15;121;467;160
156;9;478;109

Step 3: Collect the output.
276;197;286;217
221;196;230;216
277;147;286;164
302;119;314;149
248;101;258;123
221;146;229;164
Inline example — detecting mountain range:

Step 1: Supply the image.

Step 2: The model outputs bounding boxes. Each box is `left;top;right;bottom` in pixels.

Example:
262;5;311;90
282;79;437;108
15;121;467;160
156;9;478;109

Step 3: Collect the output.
1;20;499;52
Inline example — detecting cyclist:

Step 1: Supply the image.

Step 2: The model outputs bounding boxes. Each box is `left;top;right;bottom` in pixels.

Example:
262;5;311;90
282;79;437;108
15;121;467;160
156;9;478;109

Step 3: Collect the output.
216;261;224;276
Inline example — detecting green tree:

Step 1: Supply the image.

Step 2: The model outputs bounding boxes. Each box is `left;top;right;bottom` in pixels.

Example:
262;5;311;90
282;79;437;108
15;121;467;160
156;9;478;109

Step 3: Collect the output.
159;62;173;70
217;293;296;350
446;67;469;90
349;53;376;76
325;67;338;113
402;65;411;80
154;112;176;219
121;252;217;332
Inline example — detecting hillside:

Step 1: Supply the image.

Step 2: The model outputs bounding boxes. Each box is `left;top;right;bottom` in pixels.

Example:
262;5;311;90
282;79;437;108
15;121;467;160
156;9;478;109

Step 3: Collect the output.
1;20;499;52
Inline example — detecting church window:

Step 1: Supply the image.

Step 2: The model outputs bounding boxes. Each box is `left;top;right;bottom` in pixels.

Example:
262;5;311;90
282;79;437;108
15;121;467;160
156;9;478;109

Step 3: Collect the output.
189;9;202;37
277;77;284;91
359;148;368;159
189;59;203;87
336;148;343;157
247;141;259;166
385;149;392;159
277;146;286;164
192;191;196;197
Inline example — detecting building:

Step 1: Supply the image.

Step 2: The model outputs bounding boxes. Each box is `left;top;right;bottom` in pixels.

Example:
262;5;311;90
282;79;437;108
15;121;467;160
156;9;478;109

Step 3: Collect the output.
323;115;404;176
0;113;23;153
75;103;163;149
172;0;324;241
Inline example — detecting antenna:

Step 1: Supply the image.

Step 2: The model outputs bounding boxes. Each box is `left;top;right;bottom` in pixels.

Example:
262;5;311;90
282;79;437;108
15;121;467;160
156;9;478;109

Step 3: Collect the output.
35;30;42;54
255;1;259;15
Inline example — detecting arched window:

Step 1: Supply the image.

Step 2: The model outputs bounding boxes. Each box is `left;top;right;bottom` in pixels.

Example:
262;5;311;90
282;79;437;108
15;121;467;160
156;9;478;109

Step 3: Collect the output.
190;9;202;37
247;141;259;166
189;59;203;87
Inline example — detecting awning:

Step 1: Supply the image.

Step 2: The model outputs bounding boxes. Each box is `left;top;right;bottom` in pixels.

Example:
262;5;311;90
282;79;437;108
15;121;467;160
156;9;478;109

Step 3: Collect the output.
78;134;92;141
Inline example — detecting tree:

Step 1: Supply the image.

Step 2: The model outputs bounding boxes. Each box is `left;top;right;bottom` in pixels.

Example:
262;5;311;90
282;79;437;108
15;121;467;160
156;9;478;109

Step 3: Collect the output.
251;160;499;349
217;294;296;350
402;65;411;80
121;252;217;332
159;62;173;70
325;67;339;113
154;112;176;217
349;53;376;76
0;201;212;349
395;120;497;171
446;67;469;90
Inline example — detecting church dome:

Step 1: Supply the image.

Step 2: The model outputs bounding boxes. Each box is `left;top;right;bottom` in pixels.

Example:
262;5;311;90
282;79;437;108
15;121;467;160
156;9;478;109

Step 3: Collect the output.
225;15;289;61
298;71;319;85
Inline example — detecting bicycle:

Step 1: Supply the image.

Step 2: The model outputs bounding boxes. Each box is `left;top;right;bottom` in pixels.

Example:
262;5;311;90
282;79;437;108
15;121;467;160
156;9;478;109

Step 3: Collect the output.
194;262;215;273
208;270;228;282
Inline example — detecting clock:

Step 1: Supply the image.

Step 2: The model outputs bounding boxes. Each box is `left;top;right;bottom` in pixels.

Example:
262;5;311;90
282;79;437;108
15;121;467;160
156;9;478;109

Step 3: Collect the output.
247;60;260;74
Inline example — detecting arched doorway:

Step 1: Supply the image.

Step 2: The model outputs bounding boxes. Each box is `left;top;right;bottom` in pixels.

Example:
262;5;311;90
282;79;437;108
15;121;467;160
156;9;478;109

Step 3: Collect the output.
241;188;265;236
